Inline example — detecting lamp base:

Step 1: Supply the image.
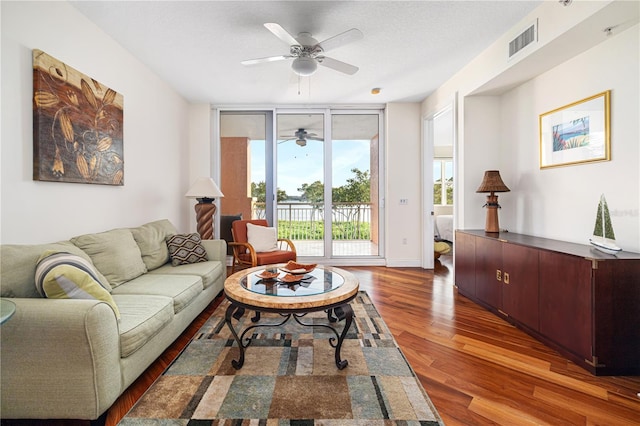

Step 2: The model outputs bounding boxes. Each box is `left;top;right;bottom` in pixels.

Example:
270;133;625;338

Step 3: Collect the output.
484;193;501;233
194;201;216;240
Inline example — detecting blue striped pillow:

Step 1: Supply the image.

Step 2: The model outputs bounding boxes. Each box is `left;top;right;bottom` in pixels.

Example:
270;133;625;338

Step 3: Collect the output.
35;251;120;319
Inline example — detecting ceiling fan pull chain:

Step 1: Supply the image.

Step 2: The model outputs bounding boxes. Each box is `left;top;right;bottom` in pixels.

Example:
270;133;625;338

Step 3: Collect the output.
297;74;301;95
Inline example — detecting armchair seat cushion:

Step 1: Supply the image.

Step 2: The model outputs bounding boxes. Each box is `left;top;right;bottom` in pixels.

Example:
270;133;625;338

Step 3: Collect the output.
238;250;296;266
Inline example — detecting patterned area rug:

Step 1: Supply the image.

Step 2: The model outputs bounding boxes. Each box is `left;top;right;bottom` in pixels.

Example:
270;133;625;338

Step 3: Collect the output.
120;291;443;425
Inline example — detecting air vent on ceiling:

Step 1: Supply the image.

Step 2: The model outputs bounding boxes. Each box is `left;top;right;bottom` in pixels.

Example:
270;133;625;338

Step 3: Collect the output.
508;20;538;59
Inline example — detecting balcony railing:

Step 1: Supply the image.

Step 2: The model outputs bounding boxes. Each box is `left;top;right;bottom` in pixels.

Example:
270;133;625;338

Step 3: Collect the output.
252;202;372;241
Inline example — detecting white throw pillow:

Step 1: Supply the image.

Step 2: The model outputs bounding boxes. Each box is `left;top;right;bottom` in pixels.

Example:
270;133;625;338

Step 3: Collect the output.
246;223;278;252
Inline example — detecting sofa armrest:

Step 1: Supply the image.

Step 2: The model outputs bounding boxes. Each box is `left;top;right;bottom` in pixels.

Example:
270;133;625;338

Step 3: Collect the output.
201;239;227;264
0;298;121;420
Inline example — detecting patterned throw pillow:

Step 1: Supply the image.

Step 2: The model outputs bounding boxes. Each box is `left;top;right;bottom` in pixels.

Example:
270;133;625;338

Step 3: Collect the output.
166;233;208;266
35;251;121;320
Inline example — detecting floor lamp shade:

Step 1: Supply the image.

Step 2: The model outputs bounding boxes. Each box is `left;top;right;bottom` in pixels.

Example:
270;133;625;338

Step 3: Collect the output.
476;170;510;233
185;178;224;240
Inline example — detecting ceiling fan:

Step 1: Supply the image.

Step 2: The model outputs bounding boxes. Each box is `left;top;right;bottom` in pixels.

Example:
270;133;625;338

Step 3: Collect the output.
242;23;363;76
278;128;323;147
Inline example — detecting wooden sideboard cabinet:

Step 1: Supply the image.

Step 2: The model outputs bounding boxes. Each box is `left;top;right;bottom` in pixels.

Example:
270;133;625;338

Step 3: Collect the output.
454;230;640;376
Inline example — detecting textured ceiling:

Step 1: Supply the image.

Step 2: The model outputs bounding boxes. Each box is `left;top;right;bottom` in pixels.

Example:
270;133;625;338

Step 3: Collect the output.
71;1;541;105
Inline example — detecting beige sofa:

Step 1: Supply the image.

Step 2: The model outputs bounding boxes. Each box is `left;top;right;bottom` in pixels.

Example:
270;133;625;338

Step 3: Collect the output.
0;219;226;421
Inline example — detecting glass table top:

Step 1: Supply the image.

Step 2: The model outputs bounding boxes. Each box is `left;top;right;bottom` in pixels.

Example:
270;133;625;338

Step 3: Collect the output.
241;267;344;297
0;298;16;324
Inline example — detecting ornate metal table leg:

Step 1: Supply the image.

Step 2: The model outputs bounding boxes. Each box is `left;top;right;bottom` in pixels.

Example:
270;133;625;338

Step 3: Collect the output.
224;301;246;369
327;308;338;323
333;303;354;370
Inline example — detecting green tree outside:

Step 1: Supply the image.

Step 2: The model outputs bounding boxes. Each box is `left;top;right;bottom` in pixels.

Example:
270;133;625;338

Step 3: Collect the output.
251;181;288;202
252;168;373;240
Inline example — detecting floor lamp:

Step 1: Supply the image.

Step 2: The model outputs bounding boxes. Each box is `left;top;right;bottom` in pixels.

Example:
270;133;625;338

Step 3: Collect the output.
476;170;510;233
185;177;224;240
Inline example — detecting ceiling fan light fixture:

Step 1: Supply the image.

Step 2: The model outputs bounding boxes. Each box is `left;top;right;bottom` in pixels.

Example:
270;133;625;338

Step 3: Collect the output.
292;57;317;76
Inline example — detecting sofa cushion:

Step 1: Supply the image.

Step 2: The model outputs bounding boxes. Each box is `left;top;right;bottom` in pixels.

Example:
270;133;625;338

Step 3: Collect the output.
149;260;223;289
0;241;111;298
166;233;208;266
111;274;203;314
112;294;174;358
35;251;121;319
130;219;178;271
246;222;278;252
71;229;147;288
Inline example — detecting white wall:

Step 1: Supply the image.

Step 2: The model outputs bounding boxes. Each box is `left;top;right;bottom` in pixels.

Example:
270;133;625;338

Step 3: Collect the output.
499;24;639;251
1;1;192;244
385;102;422;266
459;96;503;230
422;0;640;253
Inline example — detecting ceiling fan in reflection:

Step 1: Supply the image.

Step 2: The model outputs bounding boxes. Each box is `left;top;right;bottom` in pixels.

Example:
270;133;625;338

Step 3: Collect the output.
278;129;323;147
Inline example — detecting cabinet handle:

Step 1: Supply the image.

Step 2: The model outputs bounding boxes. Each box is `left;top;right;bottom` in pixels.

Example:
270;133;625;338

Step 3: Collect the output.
496;269;502;281
504;272;510;284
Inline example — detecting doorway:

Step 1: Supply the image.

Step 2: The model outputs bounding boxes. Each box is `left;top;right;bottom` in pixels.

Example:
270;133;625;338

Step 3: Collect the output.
423;101;456;268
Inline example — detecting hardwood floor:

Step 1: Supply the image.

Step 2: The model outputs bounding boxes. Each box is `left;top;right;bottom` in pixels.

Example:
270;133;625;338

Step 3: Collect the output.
349;257;640;425
9;258;638;425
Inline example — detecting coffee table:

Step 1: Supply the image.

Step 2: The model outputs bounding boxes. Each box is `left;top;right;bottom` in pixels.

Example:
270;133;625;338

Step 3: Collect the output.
223;264;359;370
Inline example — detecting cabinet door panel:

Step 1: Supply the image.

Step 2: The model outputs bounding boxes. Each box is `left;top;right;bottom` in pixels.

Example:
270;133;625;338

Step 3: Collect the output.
475;237;502;308
502;244;539;331
539;252;592;360
454;231;476;297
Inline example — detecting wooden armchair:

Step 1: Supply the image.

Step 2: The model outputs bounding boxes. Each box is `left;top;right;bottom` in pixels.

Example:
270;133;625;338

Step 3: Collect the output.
229;219;297;273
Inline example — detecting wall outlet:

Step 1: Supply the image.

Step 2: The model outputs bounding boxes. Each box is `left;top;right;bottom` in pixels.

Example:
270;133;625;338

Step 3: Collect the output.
402;238;407;245
399;198;408;205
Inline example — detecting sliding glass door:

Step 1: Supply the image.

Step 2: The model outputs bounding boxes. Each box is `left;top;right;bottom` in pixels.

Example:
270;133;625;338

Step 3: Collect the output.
330;113;380;257
276;112;326;256
219;108;383;262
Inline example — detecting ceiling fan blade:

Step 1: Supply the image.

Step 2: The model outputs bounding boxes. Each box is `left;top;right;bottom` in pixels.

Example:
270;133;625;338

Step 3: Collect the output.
241;55;291;66
264;23;299;46
318;56;359;75
317;28;363;52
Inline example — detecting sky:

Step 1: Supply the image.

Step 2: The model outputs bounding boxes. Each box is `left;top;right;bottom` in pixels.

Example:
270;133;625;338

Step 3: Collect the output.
251;139;371;197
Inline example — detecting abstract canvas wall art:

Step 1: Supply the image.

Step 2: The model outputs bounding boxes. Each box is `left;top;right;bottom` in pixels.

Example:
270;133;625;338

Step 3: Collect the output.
33;49;124;185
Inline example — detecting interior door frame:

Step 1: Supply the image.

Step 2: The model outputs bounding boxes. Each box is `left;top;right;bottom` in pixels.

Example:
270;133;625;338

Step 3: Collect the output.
422;96;457;269
421;115;435;269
